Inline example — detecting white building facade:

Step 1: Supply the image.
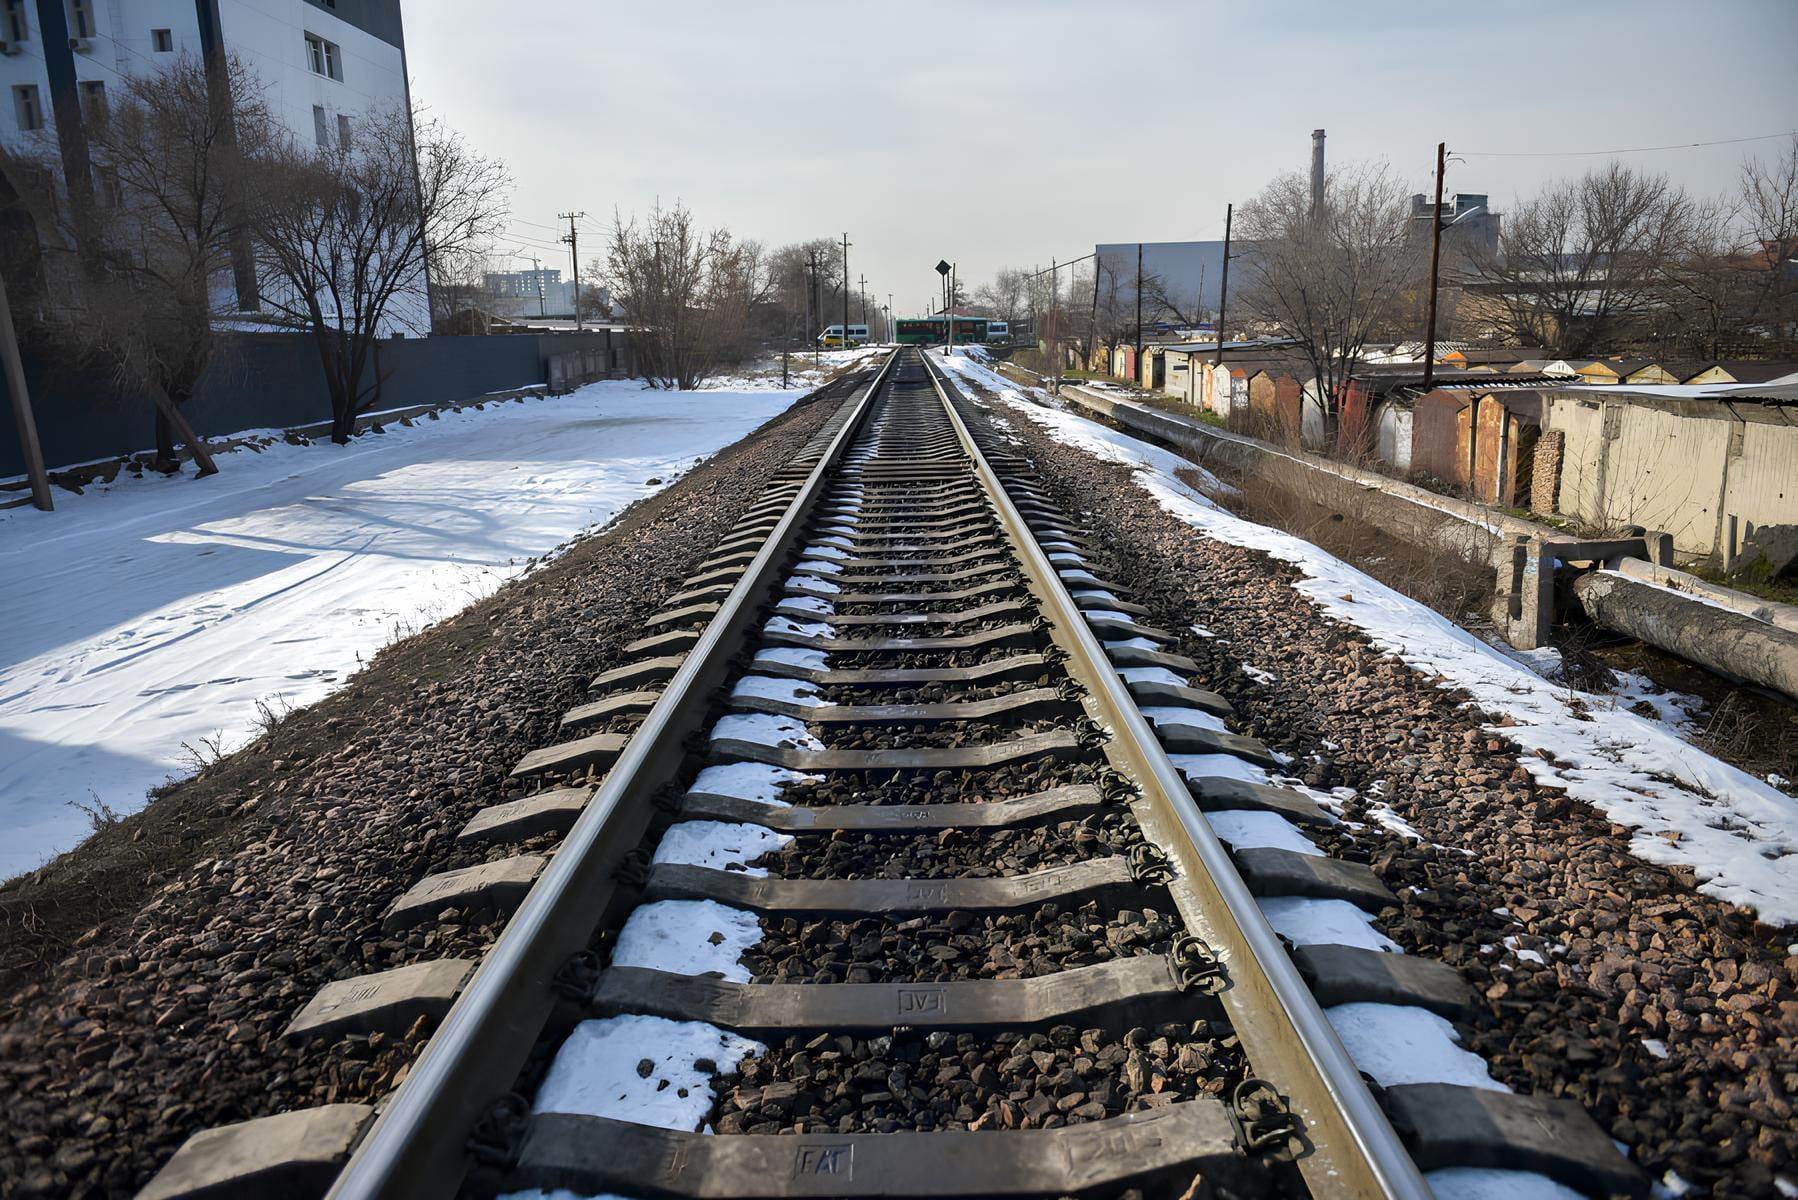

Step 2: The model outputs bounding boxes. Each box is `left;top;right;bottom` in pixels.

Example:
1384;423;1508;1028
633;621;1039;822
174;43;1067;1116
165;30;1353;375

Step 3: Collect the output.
2;0;427;329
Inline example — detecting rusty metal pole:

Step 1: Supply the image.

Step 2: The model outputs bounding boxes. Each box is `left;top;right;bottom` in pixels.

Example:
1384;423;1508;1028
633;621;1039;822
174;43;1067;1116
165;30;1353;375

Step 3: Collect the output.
1422;142;1447;390
0;271;52;511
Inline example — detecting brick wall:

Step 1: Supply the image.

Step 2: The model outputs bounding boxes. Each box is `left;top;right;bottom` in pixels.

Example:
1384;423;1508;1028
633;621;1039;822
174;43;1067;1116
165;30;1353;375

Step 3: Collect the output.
1531;429;1564;514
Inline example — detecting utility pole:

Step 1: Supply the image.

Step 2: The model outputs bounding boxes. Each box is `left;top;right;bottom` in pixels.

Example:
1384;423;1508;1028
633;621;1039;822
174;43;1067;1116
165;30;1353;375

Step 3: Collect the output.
841;233;851;353
0;270;51;511
1214;204;1233;368
1049;257;1059;392
530;255;545;317
887;292;894;342
858;274;867;329
1421;141;1448;390
1134;242;1144;366
559;212;585;331
947;263;957;355
809;248;822;366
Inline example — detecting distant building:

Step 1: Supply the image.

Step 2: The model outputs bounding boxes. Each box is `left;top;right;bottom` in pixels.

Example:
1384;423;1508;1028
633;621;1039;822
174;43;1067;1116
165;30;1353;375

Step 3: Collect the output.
1;0;425;328
1408;193;1501;274
1093;242;1233;327
482;268;590;319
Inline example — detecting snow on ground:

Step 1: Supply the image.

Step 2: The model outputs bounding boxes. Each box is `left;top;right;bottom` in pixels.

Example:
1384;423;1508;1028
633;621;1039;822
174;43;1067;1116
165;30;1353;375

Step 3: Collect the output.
532;1013;763;1131
0;377;811;879
651;820;792;876
686;762;817;806
1325;1002;1507;1091
611;899;762;981
939;350;1798;926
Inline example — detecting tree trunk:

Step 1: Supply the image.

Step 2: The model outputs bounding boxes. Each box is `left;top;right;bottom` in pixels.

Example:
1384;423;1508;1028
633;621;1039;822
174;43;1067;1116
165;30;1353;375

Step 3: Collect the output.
152;406;178;471
151;391;219;476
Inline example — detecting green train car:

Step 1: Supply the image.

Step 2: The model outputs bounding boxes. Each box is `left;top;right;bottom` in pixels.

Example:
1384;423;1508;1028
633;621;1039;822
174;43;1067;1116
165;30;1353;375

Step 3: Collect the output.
895;316;988;345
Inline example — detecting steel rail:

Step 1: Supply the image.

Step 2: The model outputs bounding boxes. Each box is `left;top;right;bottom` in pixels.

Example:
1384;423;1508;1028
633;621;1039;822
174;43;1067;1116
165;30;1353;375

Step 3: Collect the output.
921;351;1433;1200
325;350;902;1200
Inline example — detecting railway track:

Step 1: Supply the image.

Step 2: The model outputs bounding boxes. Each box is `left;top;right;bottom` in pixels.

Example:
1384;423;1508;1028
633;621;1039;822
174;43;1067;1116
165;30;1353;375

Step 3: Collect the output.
141;350;1641;1200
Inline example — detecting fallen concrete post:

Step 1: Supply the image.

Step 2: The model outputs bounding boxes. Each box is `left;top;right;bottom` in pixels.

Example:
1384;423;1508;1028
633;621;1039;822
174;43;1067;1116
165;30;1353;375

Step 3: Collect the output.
1612;557;1798;636
1572;570;1798;703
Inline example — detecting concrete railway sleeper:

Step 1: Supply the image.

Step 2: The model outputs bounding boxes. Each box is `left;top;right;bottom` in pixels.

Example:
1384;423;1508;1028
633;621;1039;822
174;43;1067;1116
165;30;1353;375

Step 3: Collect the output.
140;351;1644;1200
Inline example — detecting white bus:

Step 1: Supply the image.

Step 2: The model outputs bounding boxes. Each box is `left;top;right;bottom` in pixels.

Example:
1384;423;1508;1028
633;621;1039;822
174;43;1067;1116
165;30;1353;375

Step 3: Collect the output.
817;324;871;348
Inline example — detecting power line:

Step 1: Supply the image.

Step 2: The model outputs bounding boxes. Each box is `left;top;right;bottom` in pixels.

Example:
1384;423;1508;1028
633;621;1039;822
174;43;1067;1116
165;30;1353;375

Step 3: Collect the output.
1460;130;1794;158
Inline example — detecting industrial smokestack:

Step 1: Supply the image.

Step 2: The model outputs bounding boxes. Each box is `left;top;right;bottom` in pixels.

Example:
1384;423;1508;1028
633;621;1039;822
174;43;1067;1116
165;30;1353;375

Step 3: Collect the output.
1310;129;1326;214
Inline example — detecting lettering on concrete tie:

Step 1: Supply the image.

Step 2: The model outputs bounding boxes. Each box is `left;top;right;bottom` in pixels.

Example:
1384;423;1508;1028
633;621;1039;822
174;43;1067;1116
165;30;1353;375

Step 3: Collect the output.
905;883;949;906
345;983;382;1004
896;987;946;1016
793;1144;853;1178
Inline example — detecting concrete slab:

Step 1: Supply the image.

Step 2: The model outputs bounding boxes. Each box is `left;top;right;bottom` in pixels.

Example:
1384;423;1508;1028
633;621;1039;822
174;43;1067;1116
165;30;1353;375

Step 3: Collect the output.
383;855;544;931
1384;1083;1646;1197
1291;943;1473;1018
284;959;475;1041
508;732;628;781
457;787;592;844
1231;847;1394;913
137;1104;373;1200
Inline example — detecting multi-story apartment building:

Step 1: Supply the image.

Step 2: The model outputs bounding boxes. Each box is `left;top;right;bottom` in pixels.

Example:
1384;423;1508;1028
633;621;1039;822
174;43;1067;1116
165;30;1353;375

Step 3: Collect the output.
1;0;427;328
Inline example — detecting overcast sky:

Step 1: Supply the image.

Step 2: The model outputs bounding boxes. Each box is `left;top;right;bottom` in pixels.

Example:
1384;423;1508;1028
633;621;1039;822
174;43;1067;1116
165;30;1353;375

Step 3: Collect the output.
402;0;1797;317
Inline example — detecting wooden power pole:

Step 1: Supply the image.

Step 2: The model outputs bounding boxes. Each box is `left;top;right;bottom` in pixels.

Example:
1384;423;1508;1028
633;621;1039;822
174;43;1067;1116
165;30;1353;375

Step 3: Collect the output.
841;233;851;352
559;211;585;331
0;271;52;511
1421;141;1448;390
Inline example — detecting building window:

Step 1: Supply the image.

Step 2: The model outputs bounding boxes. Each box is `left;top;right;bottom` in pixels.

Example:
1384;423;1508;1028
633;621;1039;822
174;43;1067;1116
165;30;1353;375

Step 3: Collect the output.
336;113;352;149
3;0;27;43
13;84;42;131
312;104;329;147
79;79;104;120
66;0;93;40
151;27;172;51
304;32;341;80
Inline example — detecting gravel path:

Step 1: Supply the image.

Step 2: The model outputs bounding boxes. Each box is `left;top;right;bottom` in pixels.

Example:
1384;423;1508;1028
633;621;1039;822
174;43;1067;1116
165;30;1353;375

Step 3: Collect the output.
969;389;1797;1198
0;390;843;1199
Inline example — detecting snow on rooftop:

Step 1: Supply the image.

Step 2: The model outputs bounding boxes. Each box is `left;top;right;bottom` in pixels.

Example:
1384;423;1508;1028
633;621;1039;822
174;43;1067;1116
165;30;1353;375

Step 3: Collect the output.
611;900;762;982
532;1013;764;1131
966;352;1798;925
0;378;807;879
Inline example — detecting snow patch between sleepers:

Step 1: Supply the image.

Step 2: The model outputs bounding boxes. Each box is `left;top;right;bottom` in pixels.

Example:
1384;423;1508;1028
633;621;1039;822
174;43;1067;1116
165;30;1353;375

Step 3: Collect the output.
687;762;817;807
710;712;825;752
653;821;792;877
533;1013;764;1132
611;900;761;982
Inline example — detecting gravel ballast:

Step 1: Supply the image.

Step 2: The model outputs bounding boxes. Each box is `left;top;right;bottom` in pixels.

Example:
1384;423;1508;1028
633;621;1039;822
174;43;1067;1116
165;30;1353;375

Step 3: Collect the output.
0;388;846;1198
962;382;1796;1198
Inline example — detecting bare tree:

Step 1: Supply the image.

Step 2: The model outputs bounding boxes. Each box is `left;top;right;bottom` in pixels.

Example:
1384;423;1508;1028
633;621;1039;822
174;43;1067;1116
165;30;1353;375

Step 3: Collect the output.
0;54;270;472
1469;163;1691;355
604;200;760;390
1237;161;1415;429
1734;134;1798;343
252;106;509;442
973;268;1028;324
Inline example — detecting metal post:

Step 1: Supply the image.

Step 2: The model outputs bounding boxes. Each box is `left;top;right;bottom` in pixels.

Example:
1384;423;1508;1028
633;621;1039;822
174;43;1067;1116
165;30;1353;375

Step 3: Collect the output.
1134;242;1143;365
559;211;585;331
1421;141;1447;390
858;274;867;331
1214;204;1233;368
0;270;52;511
841;232;851;354
947;264;956;355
